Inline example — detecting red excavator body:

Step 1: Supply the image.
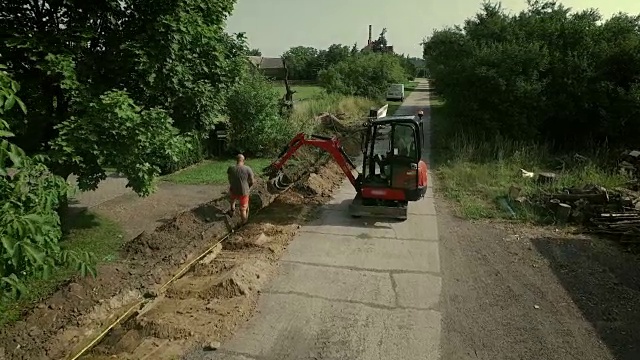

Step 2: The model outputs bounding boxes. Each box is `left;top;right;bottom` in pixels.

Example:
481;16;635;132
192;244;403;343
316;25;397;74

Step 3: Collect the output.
264;112;428;220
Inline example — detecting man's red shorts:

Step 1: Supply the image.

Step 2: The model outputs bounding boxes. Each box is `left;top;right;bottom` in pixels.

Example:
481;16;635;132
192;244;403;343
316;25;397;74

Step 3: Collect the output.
230;191;249;209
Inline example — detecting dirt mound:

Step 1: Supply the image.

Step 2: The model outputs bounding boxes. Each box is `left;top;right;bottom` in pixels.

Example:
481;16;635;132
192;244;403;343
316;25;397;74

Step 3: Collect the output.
0;147;354;360
317;112;350;133
208;260;274;298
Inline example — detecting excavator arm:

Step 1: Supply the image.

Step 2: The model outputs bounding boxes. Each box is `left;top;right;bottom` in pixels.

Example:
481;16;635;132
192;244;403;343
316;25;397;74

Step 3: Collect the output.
263;133;359;192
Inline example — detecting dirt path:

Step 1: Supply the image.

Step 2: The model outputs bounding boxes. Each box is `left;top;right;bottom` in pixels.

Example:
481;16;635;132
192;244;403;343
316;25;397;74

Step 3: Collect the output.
437;196;640;360
69;174;225;240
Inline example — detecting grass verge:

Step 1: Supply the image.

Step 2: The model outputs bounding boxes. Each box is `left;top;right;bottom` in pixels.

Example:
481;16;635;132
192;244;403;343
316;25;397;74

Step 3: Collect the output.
431;98;629;221
162;158;273;185
0;210;124;328
272;83;324;101
289;93;378;132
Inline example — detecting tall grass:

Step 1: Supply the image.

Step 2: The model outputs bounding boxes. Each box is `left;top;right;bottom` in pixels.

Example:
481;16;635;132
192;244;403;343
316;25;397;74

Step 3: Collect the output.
431;102;630;221
289;94;378;134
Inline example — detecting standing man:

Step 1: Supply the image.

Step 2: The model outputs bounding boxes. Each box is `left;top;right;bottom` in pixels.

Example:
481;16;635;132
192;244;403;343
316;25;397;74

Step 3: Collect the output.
227;154;255;224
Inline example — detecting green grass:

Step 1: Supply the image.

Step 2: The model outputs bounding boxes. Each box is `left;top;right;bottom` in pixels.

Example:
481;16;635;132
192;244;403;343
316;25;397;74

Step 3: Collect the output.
272;83;325;101
387;81;419;115
0;211;124;327
162;158;273;185
431;99;629;222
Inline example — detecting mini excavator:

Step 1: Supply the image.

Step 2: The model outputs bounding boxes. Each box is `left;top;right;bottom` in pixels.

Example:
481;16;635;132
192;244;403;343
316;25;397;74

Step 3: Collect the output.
263;106;428;220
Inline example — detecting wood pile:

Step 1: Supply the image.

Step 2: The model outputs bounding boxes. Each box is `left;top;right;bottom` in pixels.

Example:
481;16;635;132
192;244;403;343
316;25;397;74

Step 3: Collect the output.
619;150;640;190
513;150;640;242
543;185;640;242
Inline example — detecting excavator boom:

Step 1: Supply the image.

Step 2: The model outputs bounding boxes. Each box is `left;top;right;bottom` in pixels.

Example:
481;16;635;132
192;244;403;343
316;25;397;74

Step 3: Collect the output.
263;133;359;192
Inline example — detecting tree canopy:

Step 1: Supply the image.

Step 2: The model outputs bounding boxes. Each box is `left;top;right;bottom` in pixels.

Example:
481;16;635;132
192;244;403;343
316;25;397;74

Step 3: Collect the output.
319;53;408;99
0;0;248;195
423;0;640;148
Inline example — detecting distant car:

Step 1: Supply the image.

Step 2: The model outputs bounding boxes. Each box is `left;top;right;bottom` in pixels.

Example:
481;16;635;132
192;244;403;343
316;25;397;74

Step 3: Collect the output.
386;83;405;102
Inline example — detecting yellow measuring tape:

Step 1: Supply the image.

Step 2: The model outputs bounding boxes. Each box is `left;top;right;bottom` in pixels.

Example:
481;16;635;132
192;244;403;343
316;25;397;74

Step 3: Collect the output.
68;232;232;360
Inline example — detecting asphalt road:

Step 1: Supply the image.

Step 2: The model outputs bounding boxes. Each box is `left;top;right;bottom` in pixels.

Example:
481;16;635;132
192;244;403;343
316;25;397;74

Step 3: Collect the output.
185;79;440;360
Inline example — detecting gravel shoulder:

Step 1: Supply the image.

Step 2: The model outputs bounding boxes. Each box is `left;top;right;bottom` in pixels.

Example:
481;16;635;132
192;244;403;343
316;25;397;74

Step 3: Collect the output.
437;194;640;360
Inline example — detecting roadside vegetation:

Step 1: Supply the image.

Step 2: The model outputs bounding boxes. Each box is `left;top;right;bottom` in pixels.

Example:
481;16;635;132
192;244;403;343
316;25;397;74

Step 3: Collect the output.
0;0;417;324
425;1;640;222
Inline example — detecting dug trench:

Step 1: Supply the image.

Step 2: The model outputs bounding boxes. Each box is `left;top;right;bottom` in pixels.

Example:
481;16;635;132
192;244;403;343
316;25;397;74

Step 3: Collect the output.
0;118;363;360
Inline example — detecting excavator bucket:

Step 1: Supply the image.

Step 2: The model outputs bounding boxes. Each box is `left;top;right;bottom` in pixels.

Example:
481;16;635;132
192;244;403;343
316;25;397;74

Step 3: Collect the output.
267;171;294;193
261;132;359;196
262;164;295;194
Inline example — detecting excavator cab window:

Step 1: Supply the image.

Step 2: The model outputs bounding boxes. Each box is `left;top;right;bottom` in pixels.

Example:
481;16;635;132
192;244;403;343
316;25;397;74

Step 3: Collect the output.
391;123;418;159
371;124;391;178
362;121;420;189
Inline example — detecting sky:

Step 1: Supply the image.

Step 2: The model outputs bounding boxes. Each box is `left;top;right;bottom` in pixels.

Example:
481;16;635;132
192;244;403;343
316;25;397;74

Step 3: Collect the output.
225;0;640;58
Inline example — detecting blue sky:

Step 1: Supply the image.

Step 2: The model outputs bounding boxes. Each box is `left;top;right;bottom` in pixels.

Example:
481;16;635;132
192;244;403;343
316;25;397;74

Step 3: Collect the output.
226;0;640;58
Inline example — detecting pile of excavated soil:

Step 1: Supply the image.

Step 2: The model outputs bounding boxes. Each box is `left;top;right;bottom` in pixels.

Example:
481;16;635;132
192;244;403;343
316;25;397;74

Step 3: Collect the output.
0;119;357;360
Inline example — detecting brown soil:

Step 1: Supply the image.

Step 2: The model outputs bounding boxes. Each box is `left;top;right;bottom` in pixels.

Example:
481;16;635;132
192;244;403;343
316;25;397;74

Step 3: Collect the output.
0;124;355;360
437;196;640;360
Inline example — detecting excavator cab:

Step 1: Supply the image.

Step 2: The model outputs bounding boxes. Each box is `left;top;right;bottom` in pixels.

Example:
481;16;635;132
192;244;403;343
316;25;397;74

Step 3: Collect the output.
352;116;428;219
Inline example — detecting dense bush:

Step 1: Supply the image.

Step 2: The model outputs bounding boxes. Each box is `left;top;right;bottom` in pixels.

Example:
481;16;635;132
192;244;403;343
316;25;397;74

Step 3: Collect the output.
282;42;420;83
398;55;418;80
283;46;322;81
154;133;205;175
0;70;94;302
423;1;640;148
226;68;294;155
318;53;408;99
50;90;180;196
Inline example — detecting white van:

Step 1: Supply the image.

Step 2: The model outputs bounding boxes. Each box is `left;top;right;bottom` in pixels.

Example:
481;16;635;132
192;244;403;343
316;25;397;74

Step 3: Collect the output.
386;83;405;102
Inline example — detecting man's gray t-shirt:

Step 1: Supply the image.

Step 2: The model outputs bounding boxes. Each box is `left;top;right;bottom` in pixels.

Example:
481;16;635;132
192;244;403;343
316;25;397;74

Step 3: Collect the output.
227;164;254;196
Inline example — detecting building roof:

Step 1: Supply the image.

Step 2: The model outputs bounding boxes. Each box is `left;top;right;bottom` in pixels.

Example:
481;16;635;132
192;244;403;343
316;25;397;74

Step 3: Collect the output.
247;56;284;69
360;44;394;53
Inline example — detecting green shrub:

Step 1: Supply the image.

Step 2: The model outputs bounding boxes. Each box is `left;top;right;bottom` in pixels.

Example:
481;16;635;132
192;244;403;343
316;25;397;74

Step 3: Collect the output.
318;53;408;99
50;90;180;196
153;132;205;175
226;68;294;156
0;70;94;302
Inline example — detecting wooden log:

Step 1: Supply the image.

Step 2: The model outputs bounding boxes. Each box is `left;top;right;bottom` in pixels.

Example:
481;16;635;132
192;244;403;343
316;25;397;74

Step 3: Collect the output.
550;192;609;204
548;198;561;211
537;172;557;185
597;213;640;219
556;203;572;224
570;209;585;224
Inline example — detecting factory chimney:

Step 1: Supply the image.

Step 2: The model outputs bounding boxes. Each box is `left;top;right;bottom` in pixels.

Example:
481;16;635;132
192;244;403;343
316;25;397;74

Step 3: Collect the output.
368;25;372;45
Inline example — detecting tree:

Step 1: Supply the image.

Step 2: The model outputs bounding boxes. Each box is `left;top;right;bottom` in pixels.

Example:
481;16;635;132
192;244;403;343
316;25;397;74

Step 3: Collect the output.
422;0;640;147
371;28;390;53
0;0;247;195
282;46;320;80
1;69;95;301
323;44;352;68
248;48;262;56
351;43;360;56
226;67;293;155
318;53;408;99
